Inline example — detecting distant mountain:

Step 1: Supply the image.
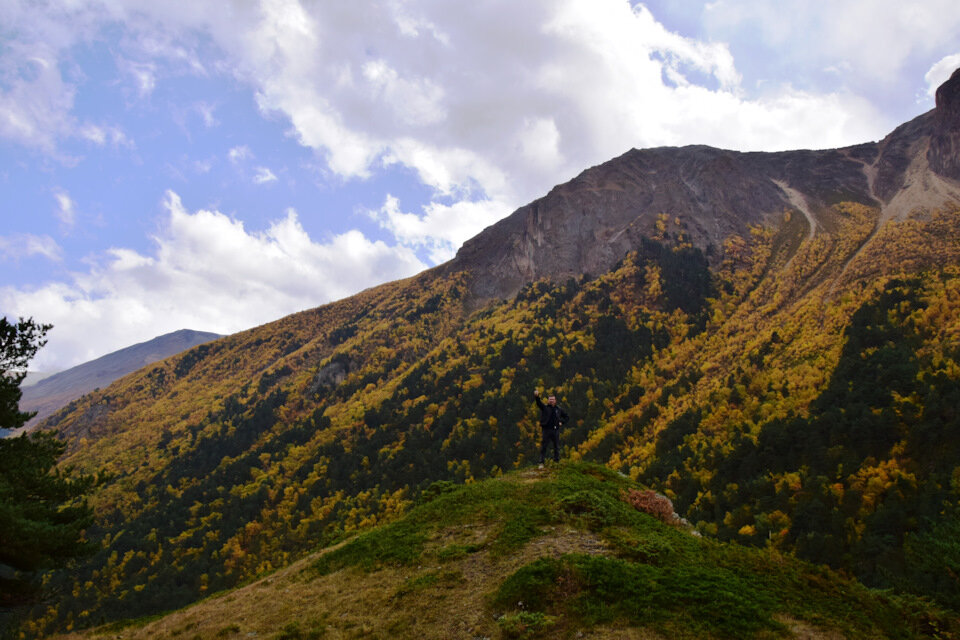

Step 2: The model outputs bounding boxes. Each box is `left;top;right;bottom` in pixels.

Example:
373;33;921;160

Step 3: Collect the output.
18;329;221;428
22;371;61;387
20;69;960;635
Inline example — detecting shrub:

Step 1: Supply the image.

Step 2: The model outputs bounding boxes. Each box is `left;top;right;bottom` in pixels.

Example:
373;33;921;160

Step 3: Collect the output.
498;611;556;639
621;489;677;524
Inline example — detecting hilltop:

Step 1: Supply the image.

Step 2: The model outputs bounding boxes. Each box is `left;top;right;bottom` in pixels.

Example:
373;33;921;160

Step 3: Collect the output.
52;463;952;640
14;70;960;635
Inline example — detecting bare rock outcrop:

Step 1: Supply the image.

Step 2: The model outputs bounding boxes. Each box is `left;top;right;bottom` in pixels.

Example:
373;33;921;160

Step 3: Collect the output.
929;67;960;181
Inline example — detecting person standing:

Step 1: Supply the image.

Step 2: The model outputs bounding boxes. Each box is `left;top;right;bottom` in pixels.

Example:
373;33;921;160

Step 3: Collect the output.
533;389;568;468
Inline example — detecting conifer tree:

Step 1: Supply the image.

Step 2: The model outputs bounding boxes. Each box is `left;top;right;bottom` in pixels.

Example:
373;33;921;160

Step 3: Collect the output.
0;318;99;609
0;317;50;432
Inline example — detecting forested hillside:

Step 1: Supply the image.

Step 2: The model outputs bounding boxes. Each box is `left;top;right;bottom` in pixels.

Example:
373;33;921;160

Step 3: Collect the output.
51;463;955;640
19;196;960;635
15;68;960;637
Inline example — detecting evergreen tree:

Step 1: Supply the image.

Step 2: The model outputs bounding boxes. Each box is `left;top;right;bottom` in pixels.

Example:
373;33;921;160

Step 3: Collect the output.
0;317;51;432
0;318;99;612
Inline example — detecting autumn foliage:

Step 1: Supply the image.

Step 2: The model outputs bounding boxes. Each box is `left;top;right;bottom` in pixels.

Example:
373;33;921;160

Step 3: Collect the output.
621;488;677;524
19;203;960;634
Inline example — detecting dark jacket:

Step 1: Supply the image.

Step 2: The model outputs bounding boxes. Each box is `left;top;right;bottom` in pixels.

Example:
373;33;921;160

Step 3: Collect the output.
534;394;569;430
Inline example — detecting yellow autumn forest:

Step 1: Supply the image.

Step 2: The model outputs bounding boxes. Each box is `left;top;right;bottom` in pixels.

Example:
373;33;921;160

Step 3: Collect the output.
18;201;960;635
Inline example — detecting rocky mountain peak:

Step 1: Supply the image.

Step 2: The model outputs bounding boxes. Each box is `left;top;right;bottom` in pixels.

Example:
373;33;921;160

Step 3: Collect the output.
935;67;960;117
446;69;960;303
929;66;960;179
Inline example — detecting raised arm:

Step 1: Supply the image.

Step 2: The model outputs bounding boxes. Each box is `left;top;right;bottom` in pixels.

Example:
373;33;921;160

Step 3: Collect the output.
533;389;545;409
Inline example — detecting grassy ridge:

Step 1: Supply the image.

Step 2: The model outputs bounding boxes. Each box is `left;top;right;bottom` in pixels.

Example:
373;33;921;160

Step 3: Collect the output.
53;463;954;640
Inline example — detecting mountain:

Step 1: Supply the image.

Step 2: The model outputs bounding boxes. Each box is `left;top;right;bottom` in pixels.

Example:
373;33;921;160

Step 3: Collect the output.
21;371;61;388
15;69;960;636
17;329;221;429
449;69;960;300
48;464;952;640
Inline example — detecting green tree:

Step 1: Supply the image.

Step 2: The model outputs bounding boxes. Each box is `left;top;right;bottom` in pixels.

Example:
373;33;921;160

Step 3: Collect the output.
0;317;51;432
0;318;99;610
0;432;97;602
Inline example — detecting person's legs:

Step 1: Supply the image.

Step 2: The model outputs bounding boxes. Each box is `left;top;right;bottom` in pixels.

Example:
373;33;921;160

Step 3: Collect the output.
539;428;549;464
550;429;560;462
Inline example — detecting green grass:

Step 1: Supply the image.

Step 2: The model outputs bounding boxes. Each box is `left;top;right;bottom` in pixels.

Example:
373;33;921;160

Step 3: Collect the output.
311;518;426;574
497;611;557;639
435;542;483;562
494;554;783;639
312;469;557;574
94;611;173;632
393;569;462;598
489;502;551;556
307;461;955;639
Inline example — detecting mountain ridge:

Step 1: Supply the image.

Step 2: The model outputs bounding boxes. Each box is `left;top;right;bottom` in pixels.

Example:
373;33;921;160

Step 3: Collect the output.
18;329;221;429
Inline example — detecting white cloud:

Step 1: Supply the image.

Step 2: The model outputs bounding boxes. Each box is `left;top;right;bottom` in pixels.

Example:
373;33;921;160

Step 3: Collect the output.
0;51;76;152
119;59;158;98
517;117;563;171
383;139;508;200
926;53;960;97
0;1;137;151
129;27;207;77
228;145;252;163
199;0;889;226
195;101;219;127
53;189;76;229
253;166;278;184
19;0;891;264
0;234;62;262
370;194;508;263
79;123;131;147
3;1;942;202
361;59;446;126
0;191;425;370
702;0;960;85
78;124;107;145
193;158;213;174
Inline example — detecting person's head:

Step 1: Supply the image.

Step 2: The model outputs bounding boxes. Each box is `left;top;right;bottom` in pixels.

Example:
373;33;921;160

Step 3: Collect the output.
548;395;556;405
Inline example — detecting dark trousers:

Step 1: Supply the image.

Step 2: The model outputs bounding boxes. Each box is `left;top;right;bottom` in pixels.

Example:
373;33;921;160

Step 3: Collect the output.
539;427;560;463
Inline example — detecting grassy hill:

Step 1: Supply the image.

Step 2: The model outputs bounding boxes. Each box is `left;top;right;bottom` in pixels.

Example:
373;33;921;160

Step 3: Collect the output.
50;463;953;640
16;202;960;636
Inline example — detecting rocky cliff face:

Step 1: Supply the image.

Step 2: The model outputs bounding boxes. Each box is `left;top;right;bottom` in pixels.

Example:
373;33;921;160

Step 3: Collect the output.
448;69;960;301
929;67;960;181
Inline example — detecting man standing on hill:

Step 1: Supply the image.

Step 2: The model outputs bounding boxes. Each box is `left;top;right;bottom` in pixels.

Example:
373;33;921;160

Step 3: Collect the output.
533;389;568;468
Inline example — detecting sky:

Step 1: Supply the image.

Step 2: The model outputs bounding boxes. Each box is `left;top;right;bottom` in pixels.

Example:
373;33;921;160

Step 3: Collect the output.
2;0;960;372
